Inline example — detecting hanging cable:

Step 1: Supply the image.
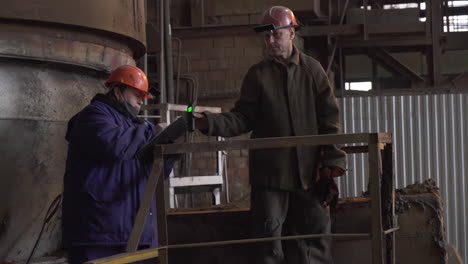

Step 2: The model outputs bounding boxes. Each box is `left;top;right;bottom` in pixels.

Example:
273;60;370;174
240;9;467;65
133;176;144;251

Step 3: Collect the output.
26;194;62;264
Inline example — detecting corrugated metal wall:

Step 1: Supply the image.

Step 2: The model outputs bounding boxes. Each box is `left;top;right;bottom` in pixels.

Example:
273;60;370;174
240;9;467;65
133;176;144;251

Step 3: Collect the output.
336;92;468;262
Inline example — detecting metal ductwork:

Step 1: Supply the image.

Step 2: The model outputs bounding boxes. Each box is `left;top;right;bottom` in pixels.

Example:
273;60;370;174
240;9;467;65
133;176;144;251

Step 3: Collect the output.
0;0;146;261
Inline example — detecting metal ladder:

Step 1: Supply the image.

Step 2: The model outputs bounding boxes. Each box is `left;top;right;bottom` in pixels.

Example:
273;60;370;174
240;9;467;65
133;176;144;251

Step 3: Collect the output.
140;103;228;208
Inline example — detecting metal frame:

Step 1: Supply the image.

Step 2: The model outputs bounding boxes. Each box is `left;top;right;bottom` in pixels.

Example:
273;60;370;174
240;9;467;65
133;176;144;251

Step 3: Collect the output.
140;103;226;208
84;132;397;264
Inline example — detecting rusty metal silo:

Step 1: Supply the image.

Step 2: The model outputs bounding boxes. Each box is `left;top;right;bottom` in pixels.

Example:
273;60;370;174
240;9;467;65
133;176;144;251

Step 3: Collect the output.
0;0;146;261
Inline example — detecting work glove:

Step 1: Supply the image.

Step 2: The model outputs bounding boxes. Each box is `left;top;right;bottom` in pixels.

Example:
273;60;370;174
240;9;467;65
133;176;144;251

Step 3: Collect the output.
194;113;209;132
316;167;345;208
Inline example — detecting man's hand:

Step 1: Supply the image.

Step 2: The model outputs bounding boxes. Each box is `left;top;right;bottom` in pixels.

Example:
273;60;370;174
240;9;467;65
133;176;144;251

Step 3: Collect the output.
194;113;209;131
319;166;345;178
316;167;345;208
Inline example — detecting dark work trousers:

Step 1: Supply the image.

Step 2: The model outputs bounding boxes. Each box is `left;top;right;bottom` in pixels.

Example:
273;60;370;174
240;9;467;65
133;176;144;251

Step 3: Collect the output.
249;187;333;264
68;245;148;264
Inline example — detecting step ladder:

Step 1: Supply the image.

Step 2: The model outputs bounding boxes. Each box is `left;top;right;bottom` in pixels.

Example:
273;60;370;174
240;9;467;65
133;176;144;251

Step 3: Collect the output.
140;103;228;208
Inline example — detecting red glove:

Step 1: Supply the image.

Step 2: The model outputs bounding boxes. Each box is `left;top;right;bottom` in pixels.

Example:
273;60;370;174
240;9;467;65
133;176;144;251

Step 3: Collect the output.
316;167;344;208
319;167;345;179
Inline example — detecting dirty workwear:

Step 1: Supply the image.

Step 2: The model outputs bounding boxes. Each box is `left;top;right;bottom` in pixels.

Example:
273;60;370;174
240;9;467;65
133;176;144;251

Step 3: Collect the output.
204;46;346;190
62;94;173;250
250;186;333;264
203;46;345;264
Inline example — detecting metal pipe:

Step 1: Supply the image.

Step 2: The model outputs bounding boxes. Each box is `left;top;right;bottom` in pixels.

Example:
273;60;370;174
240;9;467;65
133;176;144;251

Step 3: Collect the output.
164;0;175;103
85;232;372;264
173;37;182;104
383;226;400;235
164;232;372;250
339;46;345;97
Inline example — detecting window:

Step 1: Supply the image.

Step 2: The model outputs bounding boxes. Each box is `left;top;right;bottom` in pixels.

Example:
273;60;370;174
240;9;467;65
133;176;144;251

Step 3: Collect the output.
345;82;372;91
444;1;468;32
444;15;468;32
383;3;419;9
383;1;468;32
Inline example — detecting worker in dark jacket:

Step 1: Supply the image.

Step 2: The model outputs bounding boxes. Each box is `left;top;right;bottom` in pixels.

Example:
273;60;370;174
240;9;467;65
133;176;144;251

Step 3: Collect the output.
62;65;173;264
195;6;346;264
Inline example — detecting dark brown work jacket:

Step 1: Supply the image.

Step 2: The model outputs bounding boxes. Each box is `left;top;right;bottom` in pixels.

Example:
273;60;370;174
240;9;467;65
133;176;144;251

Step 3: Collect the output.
204;46;346;190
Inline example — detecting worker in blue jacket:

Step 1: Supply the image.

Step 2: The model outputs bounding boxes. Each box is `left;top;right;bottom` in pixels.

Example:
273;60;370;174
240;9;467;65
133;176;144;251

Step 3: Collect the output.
62;65;173;264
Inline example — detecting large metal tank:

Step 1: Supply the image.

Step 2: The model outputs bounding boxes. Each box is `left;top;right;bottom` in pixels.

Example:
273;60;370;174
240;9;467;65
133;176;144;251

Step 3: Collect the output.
0;0;146;261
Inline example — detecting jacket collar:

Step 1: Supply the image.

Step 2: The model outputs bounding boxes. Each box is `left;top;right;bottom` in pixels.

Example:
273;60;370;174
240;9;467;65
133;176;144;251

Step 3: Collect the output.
270;45;300;66
92;93;144;124
290;45;300;65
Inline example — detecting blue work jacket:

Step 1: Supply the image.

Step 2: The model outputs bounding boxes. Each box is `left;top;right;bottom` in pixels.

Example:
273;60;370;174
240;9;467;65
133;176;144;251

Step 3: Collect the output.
62;94;171;248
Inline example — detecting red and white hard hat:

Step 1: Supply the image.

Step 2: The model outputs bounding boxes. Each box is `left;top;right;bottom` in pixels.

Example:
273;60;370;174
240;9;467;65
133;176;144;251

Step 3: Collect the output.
105;65;151;99
254;6;300;34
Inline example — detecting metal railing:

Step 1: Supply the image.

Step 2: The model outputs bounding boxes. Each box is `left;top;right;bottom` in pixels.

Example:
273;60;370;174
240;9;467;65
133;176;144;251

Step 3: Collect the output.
85;133;397;264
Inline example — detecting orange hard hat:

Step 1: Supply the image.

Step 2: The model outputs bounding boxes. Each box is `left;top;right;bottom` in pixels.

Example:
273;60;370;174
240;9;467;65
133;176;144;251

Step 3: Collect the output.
254;6;300;34
105;65;151;99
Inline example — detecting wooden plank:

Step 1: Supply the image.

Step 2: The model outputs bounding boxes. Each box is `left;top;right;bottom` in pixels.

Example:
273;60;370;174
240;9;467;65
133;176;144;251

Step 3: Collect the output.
368;134;384;264
160;133;390;155
84;248;158;264
126;148;164;252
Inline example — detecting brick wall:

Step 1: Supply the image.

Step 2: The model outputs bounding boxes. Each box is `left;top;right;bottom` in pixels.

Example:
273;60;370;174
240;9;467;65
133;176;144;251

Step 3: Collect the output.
180;35;264;98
